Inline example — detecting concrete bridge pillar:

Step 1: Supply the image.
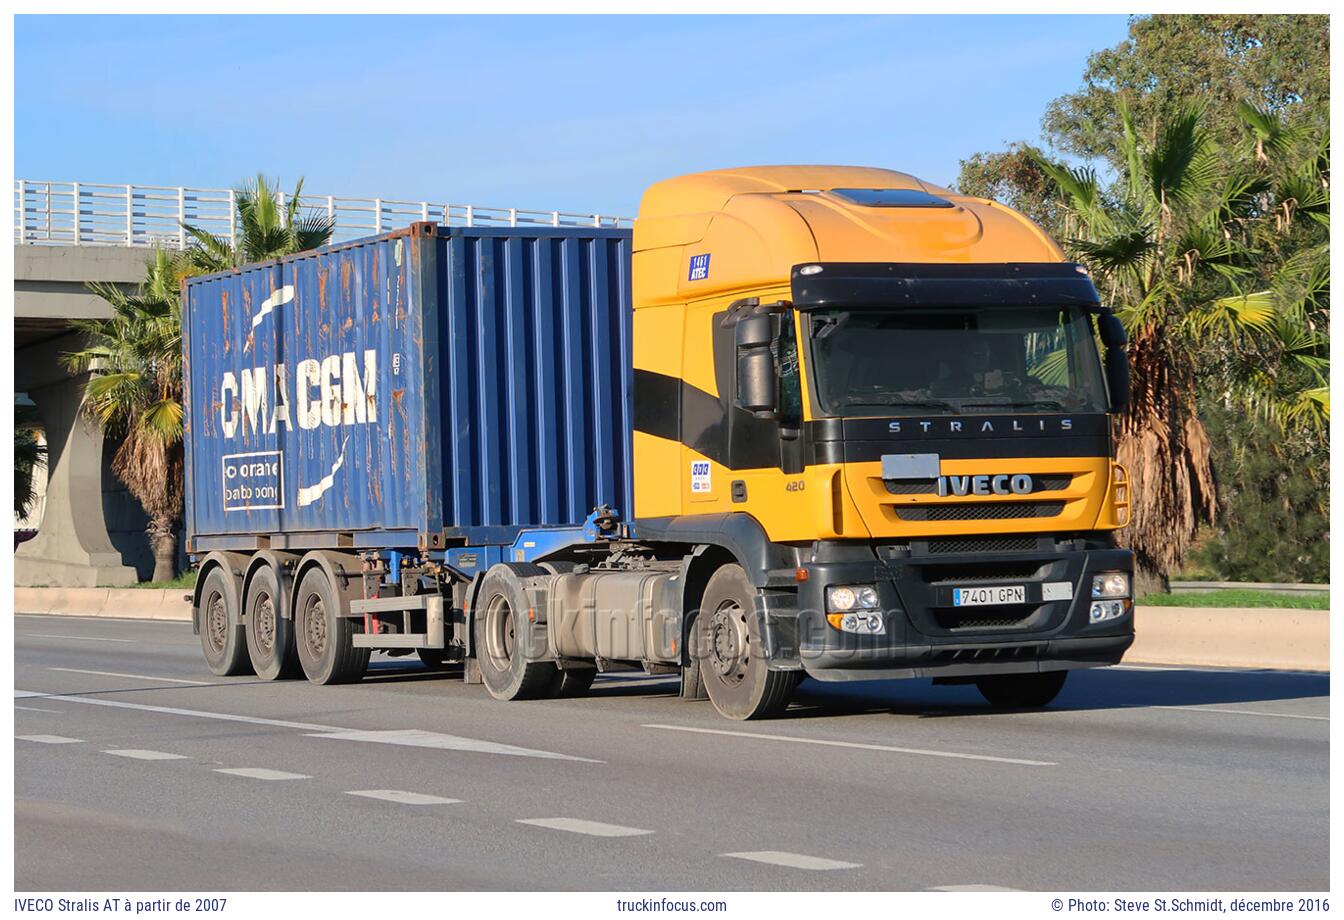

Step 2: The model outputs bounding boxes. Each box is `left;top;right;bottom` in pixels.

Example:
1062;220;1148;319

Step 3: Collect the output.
14;371;138;587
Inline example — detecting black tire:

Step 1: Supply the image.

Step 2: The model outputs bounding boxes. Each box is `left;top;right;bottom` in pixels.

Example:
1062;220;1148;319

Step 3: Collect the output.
693;565;795;720
417;648;451;670
474;567;558;701
244;565;299;680
975;671;1069;708
294;565;369;685
549;668;596;698
198;565;251;677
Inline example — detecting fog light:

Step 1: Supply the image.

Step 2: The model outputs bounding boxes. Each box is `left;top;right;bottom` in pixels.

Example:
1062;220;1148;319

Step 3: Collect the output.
826;611;887;635
1089;600;1128;623
1092;572;1131;599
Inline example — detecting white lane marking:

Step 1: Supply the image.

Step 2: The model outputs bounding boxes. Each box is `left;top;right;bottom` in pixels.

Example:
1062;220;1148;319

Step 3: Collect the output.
14;705;62;713
643;723;1056;767
23;633;136;643
931;884;1022;891
307;728;603;763
516;818;654;837
103;749;189;761
14;690;341;731
214;767;310;781
723;851;860;871
346;790;463;806
16;734;84;744
592;677;679;690
12;690;601;764
1155;705;1327;722
49;667;212;685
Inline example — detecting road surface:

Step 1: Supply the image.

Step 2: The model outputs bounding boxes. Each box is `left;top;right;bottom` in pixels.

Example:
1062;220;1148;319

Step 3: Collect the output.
14;614;1329;891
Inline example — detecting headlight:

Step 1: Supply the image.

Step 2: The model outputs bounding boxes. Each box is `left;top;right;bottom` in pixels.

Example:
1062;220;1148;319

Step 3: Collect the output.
1090;599;1130;623
826;584;879;612
1092;572;1130;599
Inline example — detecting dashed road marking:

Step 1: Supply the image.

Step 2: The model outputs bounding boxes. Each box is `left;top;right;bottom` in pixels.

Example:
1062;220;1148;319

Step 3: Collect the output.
1155;705;1327;722
15;690;341;731
643;723;1056;766
14;705;62;713
722;851;861;870
516;818;654;837
23;634;136;643
49;667;212;685
346;790;463;805
103;749;189;761
214;768;310;781
16;734;84;744
931;884;1023;891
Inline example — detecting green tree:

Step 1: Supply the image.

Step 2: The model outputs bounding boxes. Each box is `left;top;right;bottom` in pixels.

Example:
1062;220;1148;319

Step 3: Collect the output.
15;403;46;519
65;248;188;582
183;174;334;273
1026;102;1327;590
1044;15;1329;167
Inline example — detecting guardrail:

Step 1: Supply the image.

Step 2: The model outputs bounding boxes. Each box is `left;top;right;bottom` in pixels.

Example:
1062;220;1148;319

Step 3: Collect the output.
14;180;635;249
1169;580;1329;595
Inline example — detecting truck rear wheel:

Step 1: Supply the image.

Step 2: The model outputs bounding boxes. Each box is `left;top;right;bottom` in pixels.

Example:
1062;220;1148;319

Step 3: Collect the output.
695;565;795;721
294;565;369;685
975;671;1068;708
198;565;250;677
244;565;298;680
474;568;559;701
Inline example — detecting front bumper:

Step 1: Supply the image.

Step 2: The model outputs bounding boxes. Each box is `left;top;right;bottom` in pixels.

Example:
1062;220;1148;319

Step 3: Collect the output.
762;536;1134;681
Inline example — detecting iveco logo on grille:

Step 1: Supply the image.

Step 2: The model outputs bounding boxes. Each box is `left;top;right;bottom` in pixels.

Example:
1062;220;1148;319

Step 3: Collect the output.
937;474;1033;497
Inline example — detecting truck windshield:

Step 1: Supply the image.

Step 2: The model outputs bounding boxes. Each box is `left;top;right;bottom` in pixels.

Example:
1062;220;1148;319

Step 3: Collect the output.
806;305;1108;416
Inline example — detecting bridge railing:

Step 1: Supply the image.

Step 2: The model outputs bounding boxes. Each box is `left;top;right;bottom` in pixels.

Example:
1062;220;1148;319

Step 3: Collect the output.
14;180;634;248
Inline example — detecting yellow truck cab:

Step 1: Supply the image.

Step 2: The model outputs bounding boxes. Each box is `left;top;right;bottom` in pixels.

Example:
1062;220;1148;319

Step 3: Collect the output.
629;166;1134;716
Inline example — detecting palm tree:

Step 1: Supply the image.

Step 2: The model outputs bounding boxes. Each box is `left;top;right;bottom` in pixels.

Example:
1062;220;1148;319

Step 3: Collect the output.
15;403;46;519
1028;102;1328;591
66;248;188;582
182;174;335;273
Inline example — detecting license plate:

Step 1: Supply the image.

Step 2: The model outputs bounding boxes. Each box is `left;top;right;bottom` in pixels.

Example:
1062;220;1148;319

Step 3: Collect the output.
953;585;1026;607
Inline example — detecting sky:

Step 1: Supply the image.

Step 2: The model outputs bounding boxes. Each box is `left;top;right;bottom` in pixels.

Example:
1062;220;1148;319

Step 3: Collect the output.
15;14;1132;218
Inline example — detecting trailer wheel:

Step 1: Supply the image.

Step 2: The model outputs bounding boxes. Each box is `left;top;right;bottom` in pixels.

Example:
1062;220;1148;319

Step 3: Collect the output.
975;671;1069;708
294;565;369;685
198;565;250;676
243;565;299;680
694;565;795;721
474;568;558;701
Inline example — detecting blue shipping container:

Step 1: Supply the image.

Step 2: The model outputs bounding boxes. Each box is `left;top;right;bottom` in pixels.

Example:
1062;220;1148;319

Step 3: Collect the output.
182;224;634;553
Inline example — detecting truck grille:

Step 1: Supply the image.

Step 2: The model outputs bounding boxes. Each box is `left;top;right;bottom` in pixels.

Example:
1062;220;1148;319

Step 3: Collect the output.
896;501;1065;522
935;609;1036;630
925;536;1039;554
885;474;1072;496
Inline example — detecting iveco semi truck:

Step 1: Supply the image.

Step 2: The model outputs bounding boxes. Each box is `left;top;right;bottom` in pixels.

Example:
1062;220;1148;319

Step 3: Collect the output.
183;165;1135;720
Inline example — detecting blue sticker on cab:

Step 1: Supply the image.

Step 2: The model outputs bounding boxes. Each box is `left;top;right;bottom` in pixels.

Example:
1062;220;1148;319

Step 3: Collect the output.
688;253;710;281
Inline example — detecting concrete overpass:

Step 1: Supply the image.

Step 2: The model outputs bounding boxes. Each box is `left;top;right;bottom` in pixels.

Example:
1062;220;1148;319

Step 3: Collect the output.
16;245;152;585
14;179;634;586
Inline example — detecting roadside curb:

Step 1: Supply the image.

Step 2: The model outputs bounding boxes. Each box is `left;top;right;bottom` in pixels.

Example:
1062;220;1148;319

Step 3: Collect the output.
14;587;193;622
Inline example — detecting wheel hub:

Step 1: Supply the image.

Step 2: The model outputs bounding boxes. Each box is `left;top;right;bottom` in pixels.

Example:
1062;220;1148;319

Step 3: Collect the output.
206;591;228;653
254;594;275;653
485;596;515;666
304;596;327;659
708;605;749;685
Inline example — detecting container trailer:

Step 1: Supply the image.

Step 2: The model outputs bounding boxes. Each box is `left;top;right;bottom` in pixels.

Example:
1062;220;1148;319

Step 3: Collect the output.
183;165;1135;720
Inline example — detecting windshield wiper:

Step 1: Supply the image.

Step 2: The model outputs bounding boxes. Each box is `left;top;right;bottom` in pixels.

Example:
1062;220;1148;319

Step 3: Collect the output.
960;399;1067;411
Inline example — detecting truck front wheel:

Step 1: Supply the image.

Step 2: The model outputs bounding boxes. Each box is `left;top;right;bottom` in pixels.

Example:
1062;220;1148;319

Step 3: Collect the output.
694;565;795;721
975;671;1068;708
294;565;369;685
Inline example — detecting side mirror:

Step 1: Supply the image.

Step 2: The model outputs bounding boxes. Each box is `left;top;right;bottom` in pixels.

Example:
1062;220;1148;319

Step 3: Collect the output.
1098;312;1130;410
735;313;778;418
